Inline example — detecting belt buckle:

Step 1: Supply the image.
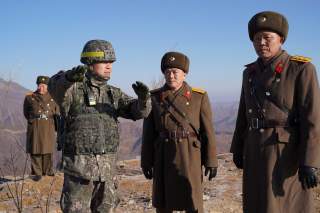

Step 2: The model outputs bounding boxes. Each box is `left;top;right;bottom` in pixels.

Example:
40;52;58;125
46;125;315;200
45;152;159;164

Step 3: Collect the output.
251;118;259;129
172;131;176;139
181;130;186;138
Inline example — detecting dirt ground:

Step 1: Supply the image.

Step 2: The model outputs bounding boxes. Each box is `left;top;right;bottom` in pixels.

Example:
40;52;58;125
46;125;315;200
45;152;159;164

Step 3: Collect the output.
0;154;319;213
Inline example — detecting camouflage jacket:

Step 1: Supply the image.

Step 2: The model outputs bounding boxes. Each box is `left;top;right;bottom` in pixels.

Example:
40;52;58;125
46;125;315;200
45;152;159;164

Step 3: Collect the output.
48;70;151;180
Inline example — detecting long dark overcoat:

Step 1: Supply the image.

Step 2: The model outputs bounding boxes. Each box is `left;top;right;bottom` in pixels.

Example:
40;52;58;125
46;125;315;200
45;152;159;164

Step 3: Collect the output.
23;92;59;154
231;50;320;213
141;82;218;212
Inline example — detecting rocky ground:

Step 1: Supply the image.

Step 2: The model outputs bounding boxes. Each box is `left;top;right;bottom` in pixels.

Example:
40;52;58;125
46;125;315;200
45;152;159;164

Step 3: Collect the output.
0;154;319;213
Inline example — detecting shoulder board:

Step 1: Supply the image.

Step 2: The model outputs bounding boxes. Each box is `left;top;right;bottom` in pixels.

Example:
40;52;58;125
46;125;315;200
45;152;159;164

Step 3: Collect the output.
25;92;33;96
290;55;312;63
192;87;206;94
150;88;162;94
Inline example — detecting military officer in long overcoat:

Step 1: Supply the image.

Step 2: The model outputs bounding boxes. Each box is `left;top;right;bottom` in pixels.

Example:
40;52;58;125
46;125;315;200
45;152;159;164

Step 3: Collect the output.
23;76;59;180
231;11;320;213
141;51;218;213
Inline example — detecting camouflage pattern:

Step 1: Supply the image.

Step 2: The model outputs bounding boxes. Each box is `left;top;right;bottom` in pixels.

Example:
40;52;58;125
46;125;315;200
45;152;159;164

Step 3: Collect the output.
60;154;119;212
48;67;151;211
49;70;151;180
80;40;116;65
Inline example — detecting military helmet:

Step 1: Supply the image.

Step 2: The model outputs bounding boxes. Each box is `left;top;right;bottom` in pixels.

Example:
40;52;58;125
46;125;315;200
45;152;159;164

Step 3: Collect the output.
248;11;289;42
80;39;116;65
161;51;190;74
36;76;49;85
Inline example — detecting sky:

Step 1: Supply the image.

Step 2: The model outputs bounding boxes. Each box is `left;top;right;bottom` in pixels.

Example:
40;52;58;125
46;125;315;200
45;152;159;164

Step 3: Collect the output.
1;0;319;102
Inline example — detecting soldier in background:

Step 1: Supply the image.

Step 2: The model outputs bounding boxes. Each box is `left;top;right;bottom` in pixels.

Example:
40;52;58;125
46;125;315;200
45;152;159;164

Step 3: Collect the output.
141;51;218;213
48;39;151;213
231;11;320;213
23;76;59;181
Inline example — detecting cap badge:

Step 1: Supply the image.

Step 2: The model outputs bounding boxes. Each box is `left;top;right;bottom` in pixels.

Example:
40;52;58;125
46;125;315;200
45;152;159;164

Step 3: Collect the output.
259;16;267;22
169;56;175;62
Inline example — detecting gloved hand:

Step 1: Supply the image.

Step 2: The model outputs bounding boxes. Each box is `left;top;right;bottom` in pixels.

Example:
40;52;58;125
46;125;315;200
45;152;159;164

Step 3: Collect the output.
132;81;150;101
298;166;318;189
142;167;153;180
233;153;243;169
57;143;63;151
205;167;217;181
65;65;87;82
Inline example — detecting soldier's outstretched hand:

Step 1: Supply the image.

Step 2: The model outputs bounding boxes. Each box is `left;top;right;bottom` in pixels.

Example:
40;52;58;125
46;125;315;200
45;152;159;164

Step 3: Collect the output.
205;167;217;181
65;65;87;82
142;167;153;180
132;81;150;101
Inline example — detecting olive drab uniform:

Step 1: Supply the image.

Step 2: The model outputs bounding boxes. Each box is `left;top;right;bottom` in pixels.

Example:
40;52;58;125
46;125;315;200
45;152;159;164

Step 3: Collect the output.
141;82;217;213
48;71;151;212
231;50;320;213
23;91;59;176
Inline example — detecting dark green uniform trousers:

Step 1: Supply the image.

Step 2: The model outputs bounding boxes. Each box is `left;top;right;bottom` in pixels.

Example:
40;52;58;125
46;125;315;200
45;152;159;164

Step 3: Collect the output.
30;153;53;176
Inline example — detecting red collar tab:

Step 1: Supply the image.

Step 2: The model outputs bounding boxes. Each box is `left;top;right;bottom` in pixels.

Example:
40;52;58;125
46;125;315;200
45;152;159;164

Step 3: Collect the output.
183;90;192;100
275;61;284;74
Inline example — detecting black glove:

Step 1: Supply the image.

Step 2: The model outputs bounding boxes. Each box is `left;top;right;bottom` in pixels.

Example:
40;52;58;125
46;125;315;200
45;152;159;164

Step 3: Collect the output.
233;153;243;169
142;167;153;180
132;81;150;101
205;167;217;181
65;65;87;82
57;143;63;151
298;166;318;189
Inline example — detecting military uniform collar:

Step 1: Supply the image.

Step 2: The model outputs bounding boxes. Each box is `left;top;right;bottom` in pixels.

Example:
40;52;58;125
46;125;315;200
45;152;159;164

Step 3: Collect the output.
258;50;289;72
86;72;108;88
160;82;192;101
247;50;289;74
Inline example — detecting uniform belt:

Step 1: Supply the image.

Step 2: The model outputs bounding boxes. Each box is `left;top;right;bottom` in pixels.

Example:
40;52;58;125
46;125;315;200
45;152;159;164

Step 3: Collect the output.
159;130;197;139
249;118;294;129
32;114;52;120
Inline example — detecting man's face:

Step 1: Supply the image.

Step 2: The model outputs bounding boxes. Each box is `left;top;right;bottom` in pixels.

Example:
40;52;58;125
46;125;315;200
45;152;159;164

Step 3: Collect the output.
253;31;283;62
164;68;186;91
91;62;113;80
37;83;48;95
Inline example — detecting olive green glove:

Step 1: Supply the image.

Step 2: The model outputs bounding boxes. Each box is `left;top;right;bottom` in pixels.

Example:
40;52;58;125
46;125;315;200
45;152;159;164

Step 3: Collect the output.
65;65;87;82
132;81;150;101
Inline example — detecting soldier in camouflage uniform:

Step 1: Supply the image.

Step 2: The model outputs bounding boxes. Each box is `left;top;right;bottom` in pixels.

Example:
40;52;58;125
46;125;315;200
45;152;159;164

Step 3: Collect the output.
48;39;151;213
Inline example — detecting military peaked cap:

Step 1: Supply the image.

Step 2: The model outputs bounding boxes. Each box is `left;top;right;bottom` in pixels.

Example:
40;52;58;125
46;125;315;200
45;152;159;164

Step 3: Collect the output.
248;11;289;42
161;51;190;73
36;76;49;85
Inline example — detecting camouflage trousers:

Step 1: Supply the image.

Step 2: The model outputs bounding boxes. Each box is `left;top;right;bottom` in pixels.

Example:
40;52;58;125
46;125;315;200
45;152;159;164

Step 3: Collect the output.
60;174;119;213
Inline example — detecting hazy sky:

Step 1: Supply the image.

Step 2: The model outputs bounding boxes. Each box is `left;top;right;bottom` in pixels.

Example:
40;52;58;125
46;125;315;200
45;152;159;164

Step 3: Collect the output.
1;0;319;102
